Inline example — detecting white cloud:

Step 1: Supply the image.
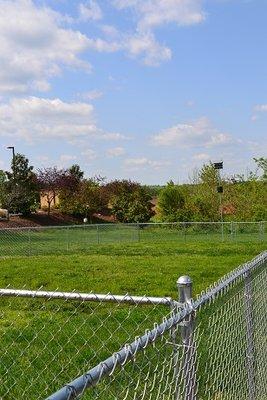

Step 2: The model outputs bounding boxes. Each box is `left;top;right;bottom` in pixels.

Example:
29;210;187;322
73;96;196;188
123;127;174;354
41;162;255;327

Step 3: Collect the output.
126;32;171;66
192;153;210;161
59;154;77;164
79;90;103;100
112;0;205;66
0;96;126;142
0;0;204;94
79;1;102;21
113;0;205;30
81;148;97;160
106;147;126;157
151;117;234;148
0;0;95;94
125;157;171;170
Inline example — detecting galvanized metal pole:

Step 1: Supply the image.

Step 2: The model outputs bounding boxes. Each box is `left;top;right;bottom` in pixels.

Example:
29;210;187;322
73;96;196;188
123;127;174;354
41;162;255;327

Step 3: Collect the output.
66;227;69;251
177;276;197;400
96;224;100;244
244;271;256;400
28;228;31;256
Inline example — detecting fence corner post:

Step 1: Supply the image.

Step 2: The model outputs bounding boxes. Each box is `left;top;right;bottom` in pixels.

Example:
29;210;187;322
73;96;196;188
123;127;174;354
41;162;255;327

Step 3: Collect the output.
177;275;197;400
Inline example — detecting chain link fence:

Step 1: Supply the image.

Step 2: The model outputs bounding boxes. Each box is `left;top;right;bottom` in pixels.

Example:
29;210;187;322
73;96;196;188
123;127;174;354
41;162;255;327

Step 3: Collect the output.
0;251;266;399
0;290;171;399
0;221;265;257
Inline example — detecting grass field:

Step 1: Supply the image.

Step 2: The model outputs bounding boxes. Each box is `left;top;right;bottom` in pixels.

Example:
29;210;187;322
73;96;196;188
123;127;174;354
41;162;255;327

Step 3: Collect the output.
0;239;266;399
0;221;265;258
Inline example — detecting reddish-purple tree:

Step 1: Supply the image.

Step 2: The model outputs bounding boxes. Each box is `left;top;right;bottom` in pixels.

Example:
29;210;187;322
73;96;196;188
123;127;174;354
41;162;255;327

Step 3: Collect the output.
37;167;78;215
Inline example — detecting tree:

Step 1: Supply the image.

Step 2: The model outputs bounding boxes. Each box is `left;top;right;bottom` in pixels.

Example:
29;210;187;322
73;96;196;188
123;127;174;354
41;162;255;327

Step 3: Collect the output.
0;170;7;207
75;179;103;221
157;183;187;222
4;154;38;215
254;157;267;181
199;163;220;186
68;164;84;181
37;167;77;215
104;180;153;223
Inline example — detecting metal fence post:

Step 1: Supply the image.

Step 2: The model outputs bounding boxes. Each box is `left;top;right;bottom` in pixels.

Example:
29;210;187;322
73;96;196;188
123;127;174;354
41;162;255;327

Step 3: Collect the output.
183;223;187;243
137;223;140;242
259;221;264;242
96;224;100;244
28;228;31;256
230;221;234;241
177;276;197;400
244;271;256;400
66;227;70;251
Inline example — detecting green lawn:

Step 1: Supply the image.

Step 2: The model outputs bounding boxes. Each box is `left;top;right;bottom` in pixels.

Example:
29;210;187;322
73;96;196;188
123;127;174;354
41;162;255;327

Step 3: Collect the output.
0;221;265;258
0;240;266;399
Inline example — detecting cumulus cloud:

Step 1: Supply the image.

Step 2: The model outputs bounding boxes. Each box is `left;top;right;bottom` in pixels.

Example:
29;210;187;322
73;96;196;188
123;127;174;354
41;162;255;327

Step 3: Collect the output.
112;0;205;66
0;0;206;93
125;157;171;170
0;96;126;142
125;32;171;66
79;1;103;21
106;147;126;157
59;154;77;165
81;148;97;160
151;117;234;148
192;153;210;161
0;0;96;94
79;90;103;100
113;0;205;31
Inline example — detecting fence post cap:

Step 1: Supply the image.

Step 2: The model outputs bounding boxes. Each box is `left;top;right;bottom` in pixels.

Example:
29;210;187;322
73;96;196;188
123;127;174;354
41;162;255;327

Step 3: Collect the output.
177;275;192;287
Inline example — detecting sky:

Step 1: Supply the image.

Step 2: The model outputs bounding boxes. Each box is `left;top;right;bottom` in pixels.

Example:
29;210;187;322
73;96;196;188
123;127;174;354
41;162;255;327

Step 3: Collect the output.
0;0;266;184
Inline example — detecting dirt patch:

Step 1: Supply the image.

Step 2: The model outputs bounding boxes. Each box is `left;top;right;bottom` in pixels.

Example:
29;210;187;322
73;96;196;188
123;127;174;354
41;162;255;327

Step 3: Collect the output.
0;211;115;228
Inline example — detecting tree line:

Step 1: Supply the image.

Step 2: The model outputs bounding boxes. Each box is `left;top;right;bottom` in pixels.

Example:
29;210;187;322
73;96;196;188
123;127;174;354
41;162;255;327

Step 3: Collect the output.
0;154;266;222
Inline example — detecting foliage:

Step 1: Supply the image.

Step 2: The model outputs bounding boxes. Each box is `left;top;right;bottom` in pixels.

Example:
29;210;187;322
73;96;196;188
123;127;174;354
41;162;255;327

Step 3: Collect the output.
157;182;187;222
0;170;7;207
157;159;267;222
254;157;267;181
37;167;78;215
103;180;153;223
3;154;38;215
71;179;103;221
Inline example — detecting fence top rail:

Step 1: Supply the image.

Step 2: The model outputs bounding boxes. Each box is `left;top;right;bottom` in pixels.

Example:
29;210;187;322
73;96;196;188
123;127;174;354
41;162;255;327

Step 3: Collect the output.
0;220;265;232
194;250;267;308
0;288;173;306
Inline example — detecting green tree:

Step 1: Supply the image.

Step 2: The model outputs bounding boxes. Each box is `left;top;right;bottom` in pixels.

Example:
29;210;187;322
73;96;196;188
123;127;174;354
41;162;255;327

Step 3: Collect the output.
157;183;187;222
4;154;38;215
254;157;267;181
111;188;153;223
104;180;153;223
68;164;84;181
0;170;7;207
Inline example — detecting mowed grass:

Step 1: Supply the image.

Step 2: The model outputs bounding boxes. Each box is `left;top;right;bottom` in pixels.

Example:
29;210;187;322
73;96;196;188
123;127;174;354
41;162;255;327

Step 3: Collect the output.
0;240;266;296
0;239;266;399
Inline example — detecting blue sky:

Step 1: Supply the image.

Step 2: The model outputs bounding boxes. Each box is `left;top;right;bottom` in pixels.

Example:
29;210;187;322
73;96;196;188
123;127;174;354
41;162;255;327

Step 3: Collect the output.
0;0;266;184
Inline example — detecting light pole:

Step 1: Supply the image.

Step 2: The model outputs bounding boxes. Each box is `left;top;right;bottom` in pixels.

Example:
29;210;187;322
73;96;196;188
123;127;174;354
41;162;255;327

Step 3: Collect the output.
213;161;224;240
7;146;15;164
7;146;16;184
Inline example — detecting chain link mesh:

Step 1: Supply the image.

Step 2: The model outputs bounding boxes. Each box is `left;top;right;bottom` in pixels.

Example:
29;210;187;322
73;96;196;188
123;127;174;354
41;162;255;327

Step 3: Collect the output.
0;291;170;399
0;221;265;257
0;253;266;399
44;252;266;400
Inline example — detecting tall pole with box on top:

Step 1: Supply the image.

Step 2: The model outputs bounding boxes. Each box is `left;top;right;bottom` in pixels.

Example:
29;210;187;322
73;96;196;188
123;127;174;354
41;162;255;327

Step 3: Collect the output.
213;161;224;241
